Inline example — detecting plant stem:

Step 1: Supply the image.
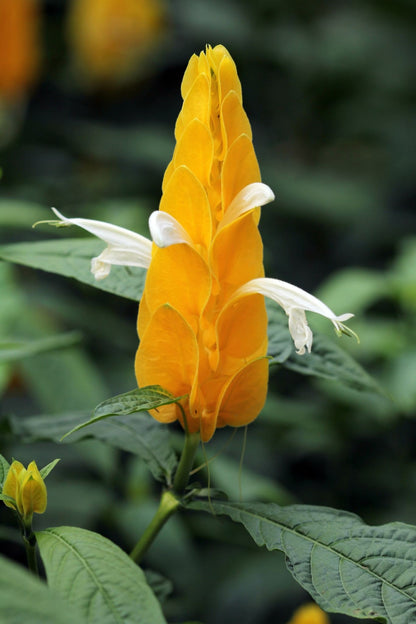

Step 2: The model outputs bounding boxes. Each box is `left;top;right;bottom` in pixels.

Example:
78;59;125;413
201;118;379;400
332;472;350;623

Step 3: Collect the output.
173;431;200;494
129;490;179;564
23;531;39;576
130;432;200;564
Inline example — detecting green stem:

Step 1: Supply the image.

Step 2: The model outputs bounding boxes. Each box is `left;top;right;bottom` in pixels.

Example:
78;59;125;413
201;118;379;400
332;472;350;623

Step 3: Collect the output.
23;531;39;576
173;431;200;494
130;432;200;564
129;490;179;564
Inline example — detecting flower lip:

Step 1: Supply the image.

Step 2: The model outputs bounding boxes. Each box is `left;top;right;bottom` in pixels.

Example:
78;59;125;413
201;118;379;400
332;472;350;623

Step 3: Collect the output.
49;208;153;279
147;182;275;251
233;277;356;355
148;210;193;248
219;182;275;231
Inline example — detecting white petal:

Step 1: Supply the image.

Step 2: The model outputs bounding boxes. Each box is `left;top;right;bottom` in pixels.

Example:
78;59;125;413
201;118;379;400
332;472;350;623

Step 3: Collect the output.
148;211;193;248
288;308;313;355
91;247;152;280
234;277;355;354
219;183;275;231
51;208;152;278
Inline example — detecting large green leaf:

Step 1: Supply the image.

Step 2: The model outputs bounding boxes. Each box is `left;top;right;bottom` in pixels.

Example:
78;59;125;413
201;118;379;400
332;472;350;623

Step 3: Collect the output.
0;239;145;301
267;304;382;394
0;553;85;624
37;526;167;624
0;332;81;362
190;500;416;623
10;410;177;484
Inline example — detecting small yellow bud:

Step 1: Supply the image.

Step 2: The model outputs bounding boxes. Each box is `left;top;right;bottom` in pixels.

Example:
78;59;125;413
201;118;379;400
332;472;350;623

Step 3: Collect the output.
2;460;47;519
287;603;330;624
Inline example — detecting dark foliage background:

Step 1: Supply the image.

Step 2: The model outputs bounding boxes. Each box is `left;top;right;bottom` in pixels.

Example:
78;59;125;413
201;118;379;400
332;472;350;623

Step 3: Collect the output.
1;0;415;622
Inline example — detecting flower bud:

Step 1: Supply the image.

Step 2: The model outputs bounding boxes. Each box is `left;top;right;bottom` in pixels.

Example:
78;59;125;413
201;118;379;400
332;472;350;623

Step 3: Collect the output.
2;460;47;520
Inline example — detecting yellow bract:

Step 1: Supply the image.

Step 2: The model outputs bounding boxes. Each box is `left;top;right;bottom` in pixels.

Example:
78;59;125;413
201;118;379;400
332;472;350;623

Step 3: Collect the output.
67;0;165;86
136;45;269;441
3;460;47;519
287;603;330;624
0;0;40;99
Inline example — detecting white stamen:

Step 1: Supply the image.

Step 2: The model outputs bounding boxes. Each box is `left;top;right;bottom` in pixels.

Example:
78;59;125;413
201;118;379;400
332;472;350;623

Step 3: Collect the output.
148;211;193;248
219;183;275;231
51;208;152;279
234;277;355;355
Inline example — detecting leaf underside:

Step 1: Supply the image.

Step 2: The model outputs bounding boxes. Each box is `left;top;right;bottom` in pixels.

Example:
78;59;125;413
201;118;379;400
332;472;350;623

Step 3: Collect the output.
10;409;177;484
0;238;145;301
189;499;416;624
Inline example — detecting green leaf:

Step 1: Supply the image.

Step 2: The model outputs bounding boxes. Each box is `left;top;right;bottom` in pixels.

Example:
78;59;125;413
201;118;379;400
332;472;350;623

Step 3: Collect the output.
37;526;167;624
63;386;184;439
0;332;81;362
11;411;177;484
0;554;86;624
40;458;61;480
144;570;173;605
94;386;184;418
267;305;382;395
0;453;10;486
0;239;145;301
0;493;16;507
190;500;416;623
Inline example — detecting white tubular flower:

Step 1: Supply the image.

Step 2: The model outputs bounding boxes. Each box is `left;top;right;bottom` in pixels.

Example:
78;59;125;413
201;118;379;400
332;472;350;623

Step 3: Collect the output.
219;182;275;231
234;277;356;355
148;211;193;248
50;208;152;279
148;183;276;250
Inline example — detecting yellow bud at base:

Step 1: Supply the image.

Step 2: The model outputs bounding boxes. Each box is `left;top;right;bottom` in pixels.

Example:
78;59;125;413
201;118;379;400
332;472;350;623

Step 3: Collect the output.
2;460;47;520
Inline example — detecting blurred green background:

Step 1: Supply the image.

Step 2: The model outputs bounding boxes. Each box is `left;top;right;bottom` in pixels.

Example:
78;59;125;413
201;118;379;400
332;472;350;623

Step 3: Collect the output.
1;0;416;622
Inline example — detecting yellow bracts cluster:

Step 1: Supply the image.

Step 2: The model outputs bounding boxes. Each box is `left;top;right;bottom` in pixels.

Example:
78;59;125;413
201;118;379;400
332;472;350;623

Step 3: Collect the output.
67;0;165;86
2;460;47;520
135;45;270;441
0;0;40;100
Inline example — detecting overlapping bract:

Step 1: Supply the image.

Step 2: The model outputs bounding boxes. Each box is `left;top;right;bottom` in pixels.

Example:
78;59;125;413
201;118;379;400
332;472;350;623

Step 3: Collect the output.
135;45;269;441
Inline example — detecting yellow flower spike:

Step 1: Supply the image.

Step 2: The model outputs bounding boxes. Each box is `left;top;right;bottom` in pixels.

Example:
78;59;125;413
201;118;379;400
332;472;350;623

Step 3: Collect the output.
287;603;330;624
50;45;355;442
3;460;47;520
0;0;40;100
67;0;165;87
135;45;271;441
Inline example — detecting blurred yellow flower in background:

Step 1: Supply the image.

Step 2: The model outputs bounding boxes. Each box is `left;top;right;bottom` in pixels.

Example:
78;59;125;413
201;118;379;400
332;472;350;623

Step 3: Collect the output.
2;460;47;521
287;603;330;624
0;0;40;100
67;0;166;87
